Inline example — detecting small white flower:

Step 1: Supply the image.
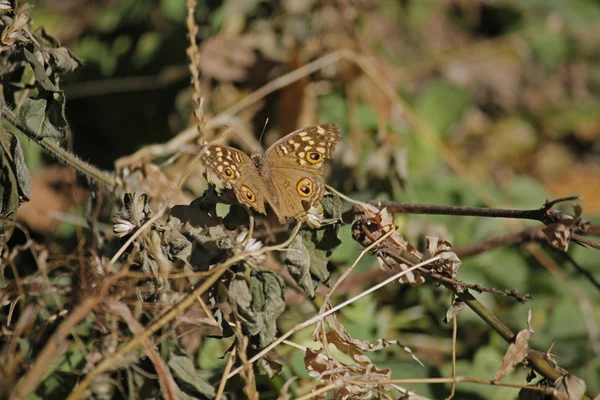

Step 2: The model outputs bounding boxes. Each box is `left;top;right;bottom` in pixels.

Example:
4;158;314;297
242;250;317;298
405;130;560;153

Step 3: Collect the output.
305;205;325;229
113;218;135;237
235;230;265;261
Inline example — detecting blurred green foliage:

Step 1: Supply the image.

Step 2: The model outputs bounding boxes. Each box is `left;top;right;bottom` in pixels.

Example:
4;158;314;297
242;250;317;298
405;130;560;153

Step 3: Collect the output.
2;0;599;399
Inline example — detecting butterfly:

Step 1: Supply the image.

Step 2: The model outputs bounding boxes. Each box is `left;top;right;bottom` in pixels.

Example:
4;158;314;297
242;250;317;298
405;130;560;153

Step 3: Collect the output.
200;124;341;223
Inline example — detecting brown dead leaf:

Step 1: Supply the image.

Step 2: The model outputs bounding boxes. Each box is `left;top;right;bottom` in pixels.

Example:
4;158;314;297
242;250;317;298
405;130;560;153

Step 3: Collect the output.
17;165;86;235
354;207;425;286
444;298;467;323
304;348;330;378
541;204;586;252
495;310;534;381
199;37;256;82
119;164;191;208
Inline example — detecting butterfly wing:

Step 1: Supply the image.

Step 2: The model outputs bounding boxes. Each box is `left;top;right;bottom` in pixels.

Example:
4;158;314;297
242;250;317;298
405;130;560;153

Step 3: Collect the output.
263;124;341;222
200;144;269;215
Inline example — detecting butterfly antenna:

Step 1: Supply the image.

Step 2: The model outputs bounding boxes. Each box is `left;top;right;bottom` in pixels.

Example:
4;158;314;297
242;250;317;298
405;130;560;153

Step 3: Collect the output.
254;118;269;154
220;125;235;142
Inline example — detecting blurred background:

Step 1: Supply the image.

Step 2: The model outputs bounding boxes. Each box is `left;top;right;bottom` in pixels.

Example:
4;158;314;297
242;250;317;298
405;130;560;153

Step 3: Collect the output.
10;0;600;398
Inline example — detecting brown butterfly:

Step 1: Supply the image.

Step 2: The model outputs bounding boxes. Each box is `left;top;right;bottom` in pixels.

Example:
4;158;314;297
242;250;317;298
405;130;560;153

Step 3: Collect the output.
200;124;341;223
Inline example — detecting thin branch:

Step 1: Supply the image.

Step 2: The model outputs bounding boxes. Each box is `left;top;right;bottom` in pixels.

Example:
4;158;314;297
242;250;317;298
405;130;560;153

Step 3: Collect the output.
559;251;600;292
361;198;586;226
420;268;532;303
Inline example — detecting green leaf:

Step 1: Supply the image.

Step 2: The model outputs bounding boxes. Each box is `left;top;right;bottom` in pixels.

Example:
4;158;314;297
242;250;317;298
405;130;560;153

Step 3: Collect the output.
286;235;314;296
0;129;31;202
284;194;342;297
229;270;286;348
0;129;31;242
168;354;216;398
169;197;233;270
24;49;59;92
161;0;187;22
197;337;230;370
318;92;348;132
37;28;82;75
357;103;379;131
57;344;85;373
133;32;163;68
527;23;569;70
18;97;67;141
414;79;472;135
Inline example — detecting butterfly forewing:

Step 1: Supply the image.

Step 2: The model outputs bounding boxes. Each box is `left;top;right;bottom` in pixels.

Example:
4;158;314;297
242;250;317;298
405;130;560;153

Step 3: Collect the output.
200;144;269;215
264;124;341;172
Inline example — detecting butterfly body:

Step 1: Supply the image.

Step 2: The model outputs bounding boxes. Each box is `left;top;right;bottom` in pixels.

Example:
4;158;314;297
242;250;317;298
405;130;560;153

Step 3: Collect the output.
201;124;341;223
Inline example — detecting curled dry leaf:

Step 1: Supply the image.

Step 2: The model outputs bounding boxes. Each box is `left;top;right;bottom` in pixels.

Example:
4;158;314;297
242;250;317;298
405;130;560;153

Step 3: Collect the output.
426;236;461;276
0;128;31;241
495;310;534;381
444;298;467;324
168;355;216;399
0;4;32;47
305;301;422;399
352;207;425;286
542;205;587;252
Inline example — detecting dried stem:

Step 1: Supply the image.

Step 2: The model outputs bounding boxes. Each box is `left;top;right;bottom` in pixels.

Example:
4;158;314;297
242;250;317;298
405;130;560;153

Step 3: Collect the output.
185;0;204;141
10;267;129;399
66;223;303;400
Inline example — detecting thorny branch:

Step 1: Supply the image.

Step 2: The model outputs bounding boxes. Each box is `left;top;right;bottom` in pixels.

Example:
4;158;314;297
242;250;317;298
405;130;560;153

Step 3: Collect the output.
351;209;595;400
